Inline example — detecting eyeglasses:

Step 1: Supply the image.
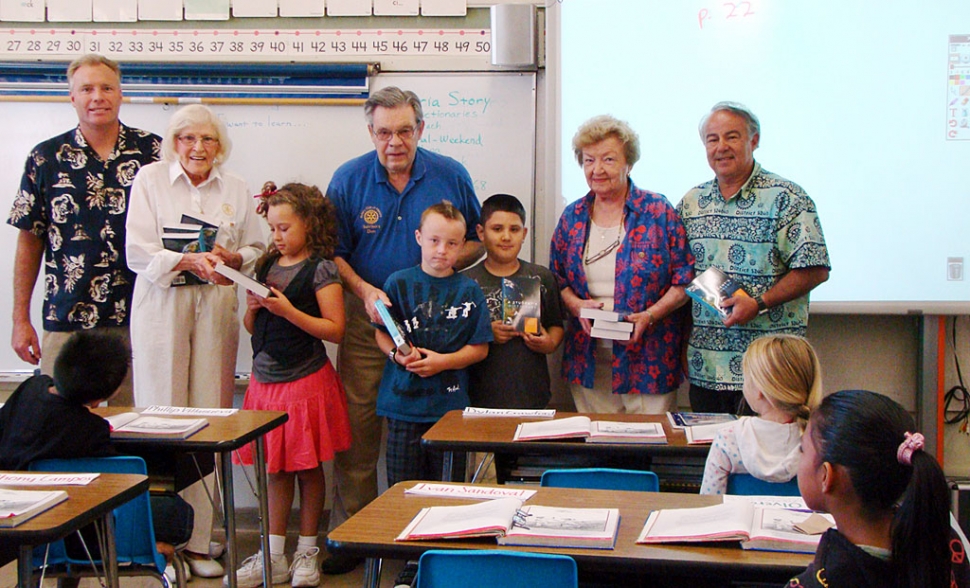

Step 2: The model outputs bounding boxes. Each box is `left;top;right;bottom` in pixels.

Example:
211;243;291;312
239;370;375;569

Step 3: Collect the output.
177;134;219;147
372;126;417;142
585;233;622;265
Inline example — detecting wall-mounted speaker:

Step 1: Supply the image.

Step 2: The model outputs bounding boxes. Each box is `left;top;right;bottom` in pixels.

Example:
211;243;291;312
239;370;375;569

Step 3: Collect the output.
490;4;536;67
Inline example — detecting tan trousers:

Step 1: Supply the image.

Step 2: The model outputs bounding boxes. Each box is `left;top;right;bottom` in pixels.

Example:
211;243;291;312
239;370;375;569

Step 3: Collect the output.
568;343;677;415
329;292;385;530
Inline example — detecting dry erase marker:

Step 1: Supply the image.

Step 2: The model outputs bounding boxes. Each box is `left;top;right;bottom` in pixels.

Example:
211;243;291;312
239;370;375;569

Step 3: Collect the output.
375;300;412;355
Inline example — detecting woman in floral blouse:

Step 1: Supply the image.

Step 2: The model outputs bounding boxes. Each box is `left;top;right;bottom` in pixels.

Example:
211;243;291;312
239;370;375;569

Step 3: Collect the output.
550;115;693;414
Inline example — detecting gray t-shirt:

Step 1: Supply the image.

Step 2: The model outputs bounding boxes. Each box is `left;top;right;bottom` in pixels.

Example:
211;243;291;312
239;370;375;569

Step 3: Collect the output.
252;258;340;383
462;260;564;409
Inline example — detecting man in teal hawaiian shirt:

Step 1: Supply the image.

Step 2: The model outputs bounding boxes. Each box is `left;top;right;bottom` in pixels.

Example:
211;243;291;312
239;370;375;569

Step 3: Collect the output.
8;54;161;406
677;101;830;414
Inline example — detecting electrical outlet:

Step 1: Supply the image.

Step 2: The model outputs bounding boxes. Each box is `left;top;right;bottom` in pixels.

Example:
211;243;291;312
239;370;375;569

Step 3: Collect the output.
948;257;964;281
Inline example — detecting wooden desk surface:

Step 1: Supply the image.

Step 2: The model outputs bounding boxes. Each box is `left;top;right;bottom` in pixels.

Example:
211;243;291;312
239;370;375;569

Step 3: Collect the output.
326;482;811;582
93;408;288;452
0;473;148;545
421;411;708;458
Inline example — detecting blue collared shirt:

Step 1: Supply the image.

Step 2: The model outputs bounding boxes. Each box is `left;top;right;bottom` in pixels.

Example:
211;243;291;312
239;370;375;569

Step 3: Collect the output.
328;147;480;290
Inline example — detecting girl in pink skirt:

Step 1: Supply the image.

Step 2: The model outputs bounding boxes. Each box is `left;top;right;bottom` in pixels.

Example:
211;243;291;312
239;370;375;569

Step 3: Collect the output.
231;182;351;588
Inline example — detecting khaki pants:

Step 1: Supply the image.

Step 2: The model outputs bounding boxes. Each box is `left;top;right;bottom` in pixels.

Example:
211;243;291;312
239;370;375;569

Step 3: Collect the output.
329;292;385;529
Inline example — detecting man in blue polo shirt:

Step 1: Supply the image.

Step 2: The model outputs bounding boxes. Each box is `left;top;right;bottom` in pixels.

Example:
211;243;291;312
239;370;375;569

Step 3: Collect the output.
324;86;482;574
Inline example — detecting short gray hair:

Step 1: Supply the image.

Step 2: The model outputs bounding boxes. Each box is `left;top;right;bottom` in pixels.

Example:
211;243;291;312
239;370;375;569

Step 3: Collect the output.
698;101;761;140
571;114;640;167
364;86;424;126
161;104;232;164
67;54;120;91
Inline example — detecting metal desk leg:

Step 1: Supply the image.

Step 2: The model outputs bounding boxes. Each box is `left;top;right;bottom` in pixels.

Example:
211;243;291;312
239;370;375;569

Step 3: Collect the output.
102;512;119;588
221;451;238;588
441;450;453;482
362;557;382;588
254;437;272;588
17;545;32;588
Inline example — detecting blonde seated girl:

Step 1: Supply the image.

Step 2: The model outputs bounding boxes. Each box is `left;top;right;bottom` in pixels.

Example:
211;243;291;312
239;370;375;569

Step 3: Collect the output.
699;334;822;495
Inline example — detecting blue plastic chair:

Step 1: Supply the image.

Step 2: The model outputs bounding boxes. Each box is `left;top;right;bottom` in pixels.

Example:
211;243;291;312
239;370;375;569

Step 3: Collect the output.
540;467;659;492
414;549;578;588
29;456;175;587
726;473;801;496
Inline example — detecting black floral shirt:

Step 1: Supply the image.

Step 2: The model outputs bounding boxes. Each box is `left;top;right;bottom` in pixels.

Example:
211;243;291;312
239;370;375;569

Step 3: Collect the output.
8;124;161;331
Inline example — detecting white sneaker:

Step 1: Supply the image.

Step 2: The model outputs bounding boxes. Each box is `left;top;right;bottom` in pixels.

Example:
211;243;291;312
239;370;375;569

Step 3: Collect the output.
164;560;190;585
224;551;290;588
289;548;321;588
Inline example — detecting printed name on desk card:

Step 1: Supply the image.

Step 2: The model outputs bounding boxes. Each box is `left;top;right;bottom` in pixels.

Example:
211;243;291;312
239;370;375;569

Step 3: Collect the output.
462;407;556;418
405;483;537;501
722;495;810;510
141;406;238;416
0;472;100;486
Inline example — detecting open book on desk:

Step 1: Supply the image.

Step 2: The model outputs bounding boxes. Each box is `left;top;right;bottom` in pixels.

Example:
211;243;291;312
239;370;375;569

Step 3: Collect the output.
667;412;739;444
512;415;667;444
0;488;68;528
105;412;208;439
396;496;620;549
637;500;834;554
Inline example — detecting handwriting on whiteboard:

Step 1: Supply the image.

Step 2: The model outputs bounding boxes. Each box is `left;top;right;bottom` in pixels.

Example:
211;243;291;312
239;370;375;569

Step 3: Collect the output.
698;2;756;30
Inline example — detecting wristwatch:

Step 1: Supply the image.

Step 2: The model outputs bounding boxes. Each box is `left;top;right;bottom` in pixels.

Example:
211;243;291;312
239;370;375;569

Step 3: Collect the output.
754;295;768;315
388;348;398;365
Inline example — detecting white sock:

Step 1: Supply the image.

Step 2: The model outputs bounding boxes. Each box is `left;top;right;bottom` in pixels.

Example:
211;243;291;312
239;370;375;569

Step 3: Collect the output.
269;534;286;557
296;535;317;554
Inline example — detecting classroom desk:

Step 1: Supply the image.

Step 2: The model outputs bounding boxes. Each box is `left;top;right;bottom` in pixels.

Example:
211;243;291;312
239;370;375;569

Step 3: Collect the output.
421;411;709;483
93;408;288;588
326;481;812;588
0;472;149;588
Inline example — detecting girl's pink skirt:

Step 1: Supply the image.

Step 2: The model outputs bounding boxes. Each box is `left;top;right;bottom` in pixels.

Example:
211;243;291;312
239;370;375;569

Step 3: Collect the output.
233;361;351;474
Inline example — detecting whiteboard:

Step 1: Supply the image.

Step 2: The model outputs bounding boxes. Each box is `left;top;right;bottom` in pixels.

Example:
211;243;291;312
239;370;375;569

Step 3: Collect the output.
560;0;970;313
0;72;537;372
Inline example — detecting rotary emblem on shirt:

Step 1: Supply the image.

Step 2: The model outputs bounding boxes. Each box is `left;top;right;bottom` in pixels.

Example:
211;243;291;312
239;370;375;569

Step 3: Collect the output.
361;206;381;231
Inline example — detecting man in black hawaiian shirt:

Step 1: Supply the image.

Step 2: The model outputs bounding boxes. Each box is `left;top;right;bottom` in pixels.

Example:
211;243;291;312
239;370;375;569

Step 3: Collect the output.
8;54;161;406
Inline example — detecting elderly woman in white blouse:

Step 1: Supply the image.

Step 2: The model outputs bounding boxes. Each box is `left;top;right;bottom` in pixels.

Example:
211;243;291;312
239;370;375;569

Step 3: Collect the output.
125;104;264;576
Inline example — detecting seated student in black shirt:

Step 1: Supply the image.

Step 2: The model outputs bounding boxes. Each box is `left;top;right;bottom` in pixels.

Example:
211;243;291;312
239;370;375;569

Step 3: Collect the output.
0;331;192;568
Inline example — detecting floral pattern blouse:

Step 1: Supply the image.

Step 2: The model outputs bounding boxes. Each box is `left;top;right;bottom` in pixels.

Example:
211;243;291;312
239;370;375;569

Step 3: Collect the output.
550;180;694;395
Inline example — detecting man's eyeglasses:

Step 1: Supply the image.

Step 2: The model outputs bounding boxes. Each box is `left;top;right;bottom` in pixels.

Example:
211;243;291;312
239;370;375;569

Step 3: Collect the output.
177;134;219;147
372;126;417;142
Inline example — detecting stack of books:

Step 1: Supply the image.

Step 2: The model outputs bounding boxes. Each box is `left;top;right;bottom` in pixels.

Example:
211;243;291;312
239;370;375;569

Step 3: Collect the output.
580;308;632;341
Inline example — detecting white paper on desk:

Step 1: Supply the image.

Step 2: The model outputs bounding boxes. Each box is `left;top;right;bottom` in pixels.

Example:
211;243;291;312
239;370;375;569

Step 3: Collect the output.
374;0;416;15
48;0;93;21
0;472;99;486
462;407;556;418
0;0;46;22
232;0;277;17
141;405;238;416
327;0;371;16
94;0;137;21
279;0;323;16
420;0;465;16
184;0;229;20
138;0;182;20
405;483;536;501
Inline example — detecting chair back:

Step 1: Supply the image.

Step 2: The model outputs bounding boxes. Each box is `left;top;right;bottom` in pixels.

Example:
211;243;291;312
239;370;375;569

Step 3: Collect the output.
540;467;659;492
414;549;578;588
726;473;801;496
29;456;167;575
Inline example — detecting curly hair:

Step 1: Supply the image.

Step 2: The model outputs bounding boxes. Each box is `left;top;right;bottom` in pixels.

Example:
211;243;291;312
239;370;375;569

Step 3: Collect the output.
254;181;338;274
